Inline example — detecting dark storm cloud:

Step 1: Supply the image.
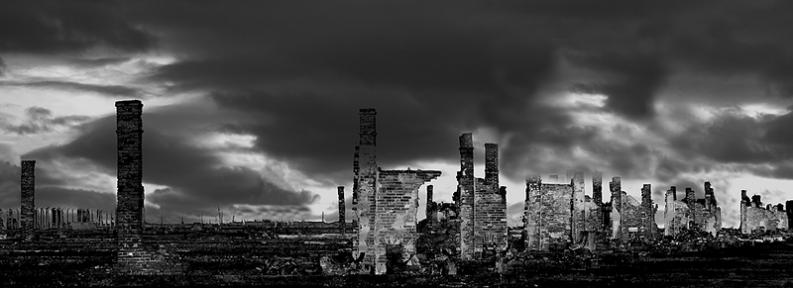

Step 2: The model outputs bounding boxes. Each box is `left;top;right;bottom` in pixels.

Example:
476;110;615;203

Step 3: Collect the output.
23;104;316;219
1;106;90;135
0;161;115;211
0;81;142;98
126;0;793;184
0;0;153;53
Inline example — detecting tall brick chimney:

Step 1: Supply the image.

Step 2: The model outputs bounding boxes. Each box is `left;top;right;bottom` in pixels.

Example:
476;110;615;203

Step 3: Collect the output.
592;172;602;205
20;160;35;238
116;100;144;250
338;186;345;234
458;133;474;260
641;184;651;207
484;143;498;186
787;201;793;230
353;108;377;270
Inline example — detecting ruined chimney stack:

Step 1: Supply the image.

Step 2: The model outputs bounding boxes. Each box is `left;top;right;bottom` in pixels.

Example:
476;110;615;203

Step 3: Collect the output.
337;186;345;227
20;160;35;238
685;188;695;204
641;184;651;207
609;177;621;208
116;100;144;249
458;133;475;260
752;195;762;208
484;143;498;186
592;172;602;205
786;201;793;230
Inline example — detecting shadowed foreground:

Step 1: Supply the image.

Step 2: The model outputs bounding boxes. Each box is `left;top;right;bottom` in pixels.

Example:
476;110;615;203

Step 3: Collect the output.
3;241;793;287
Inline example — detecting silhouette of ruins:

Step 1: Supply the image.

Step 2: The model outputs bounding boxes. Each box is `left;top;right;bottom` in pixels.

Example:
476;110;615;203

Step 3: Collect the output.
1;100;793;279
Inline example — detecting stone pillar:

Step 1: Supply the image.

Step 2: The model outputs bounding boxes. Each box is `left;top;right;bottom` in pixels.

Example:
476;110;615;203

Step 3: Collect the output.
338;186;345;234
458;133;475;260
116;100;144;252
524;176;541;250
20;160;35;239
354;108;377;272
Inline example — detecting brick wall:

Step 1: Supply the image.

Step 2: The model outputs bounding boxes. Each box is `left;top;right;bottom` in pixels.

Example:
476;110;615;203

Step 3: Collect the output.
373;169;440;275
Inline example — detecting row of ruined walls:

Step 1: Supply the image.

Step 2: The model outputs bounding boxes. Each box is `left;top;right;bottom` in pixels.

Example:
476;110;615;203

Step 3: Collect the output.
740;191;789;234
524;174;658;251
663;183;722;237
0;208;114;231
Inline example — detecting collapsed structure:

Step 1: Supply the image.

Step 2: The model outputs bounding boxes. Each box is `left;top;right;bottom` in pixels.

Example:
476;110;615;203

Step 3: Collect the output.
524;174;658;251
663;183;722;237
740;190;788;234
351;109;441;275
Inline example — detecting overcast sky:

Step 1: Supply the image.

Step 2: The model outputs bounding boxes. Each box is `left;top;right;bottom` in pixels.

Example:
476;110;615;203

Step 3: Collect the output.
2;0;793;227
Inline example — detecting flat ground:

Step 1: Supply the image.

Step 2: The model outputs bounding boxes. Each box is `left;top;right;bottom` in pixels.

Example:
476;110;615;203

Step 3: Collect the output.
3;242;793;287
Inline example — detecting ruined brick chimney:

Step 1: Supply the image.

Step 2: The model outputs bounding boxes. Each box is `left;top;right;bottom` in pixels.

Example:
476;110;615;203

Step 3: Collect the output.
20;160;35;238
787;201;793;230
484;143;498;187
704;182;714;211
751;195;762;208
337;186;345;233
116;100;144;250
458;133;474;260
592;172;602;205
609;177;621;210
353;108;377;270
641;184;651;207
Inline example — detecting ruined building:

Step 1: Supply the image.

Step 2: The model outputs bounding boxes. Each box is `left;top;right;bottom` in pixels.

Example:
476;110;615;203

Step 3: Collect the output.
352;109;441;275
525;174;657;251
663;183;722;237
740;190;788;234
456;134;508;260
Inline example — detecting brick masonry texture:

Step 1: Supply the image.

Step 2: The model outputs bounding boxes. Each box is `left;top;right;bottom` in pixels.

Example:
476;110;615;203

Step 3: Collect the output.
20;160;35;238
741;190;787;234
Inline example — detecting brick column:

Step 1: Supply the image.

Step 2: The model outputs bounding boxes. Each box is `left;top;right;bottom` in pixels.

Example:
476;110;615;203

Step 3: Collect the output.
338;186;345;234
116;100;144;252
458;133;475;260
20;160;35;239
354;108;377;272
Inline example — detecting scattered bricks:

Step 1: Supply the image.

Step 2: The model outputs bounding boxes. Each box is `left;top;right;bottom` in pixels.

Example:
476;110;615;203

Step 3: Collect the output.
21;160;35;239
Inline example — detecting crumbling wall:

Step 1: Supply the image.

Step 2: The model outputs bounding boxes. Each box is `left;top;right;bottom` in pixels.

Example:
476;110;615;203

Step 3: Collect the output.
664;187;691;236
472;143;507;257
374;169;440;275
740;190;788;234
525;177;574;251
